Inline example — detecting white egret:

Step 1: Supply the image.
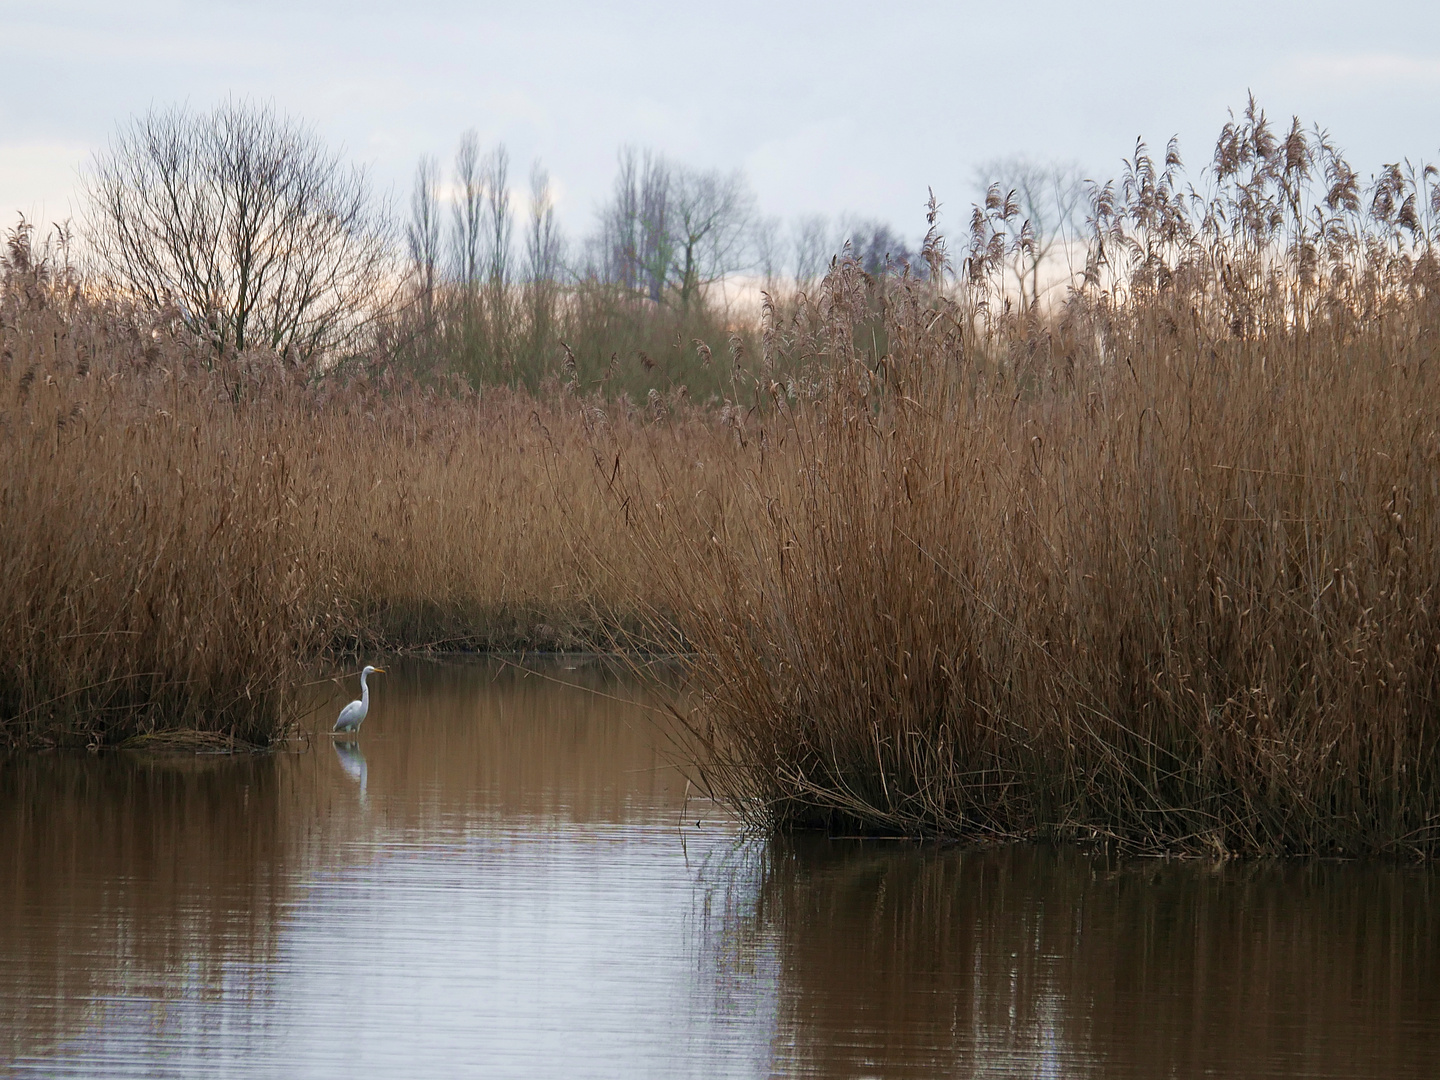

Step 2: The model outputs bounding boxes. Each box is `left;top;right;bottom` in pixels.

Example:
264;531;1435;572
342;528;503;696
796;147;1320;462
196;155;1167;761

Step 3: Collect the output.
332;665;385;734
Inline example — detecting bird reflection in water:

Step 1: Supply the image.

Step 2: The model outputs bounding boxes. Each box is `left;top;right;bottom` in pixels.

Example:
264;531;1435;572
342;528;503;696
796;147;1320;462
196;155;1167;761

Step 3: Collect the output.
332;737;368;802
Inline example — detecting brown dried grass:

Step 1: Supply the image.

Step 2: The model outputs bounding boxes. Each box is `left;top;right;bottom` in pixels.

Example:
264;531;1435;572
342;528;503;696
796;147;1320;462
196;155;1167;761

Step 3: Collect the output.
0;227;689;748
625;108;1440;855
8;101;1440;857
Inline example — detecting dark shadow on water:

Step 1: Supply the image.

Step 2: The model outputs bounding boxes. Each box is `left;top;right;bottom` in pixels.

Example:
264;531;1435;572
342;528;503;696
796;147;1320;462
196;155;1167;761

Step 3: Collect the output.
713;836;1440;1078
0;749;295;1067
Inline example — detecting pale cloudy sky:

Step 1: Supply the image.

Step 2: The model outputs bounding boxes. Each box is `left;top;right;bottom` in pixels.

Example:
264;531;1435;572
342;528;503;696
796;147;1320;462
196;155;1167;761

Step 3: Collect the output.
2;0;1438;253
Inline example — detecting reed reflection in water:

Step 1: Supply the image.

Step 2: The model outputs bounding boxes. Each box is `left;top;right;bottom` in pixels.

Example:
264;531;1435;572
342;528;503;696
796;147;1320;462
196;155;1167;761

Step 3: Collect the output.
729;838;1440;1078
2;658;1438;1078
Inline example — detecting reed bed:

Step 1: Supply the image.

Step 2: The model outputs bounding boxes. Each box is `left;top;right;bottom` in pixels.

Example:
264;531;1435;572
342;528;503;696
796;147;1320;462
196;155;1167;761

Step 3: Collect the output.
8;101;1440;856
627;107;1440;855
0;235;708;748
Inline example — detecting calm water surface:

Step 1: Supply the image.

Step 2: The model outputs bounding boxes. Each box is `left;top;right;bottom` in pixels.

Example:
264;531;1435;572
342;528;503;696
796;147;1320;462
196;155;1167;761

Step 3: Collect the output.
3;658;1439;1078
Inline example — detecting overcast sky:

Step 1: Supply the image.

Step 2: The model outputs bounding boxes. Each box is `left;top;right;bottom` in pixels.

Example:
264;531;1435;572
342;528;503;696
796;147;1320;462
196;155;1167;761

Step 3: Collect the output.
3;0;1439;252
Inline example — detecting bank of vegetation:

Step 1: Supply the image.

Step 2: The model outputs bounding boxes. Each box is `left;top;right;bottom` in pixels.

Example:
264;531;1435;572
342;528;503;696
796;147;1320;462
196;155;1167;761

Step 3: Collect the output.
5;99;1440;855
638;108;1440;856
0;238;678;747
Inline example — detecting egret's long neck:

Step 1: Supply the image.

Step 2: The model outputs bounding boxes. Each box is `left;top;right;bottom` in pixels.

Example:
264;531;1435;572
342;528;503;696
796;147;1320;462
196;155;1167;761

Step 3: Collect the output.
359;670;370;706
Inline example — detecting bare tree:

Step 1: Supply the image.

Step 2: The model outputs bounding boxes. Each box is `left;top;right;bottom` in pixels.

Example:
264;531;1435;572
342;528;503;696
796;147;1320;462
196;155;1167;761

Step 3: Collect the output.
525;161;562;286
523;161;564;372
452;130;484;288
478;144;514;358
839;217;917;278
407;155;442;315
792;214;834;291
751;214;783;292
596;151;754;306
636;154;672;302
972;156;1087;309
669;166;755;307
601;147;672;300
482;144;513;289
84;100;392;362
600;149;640;290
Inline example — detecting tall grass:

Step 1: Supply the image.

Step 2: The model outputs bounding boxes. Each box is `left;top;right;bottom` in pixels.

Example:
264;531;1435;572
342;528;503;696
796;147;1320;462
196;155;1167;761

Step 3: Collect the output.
0;222;704;748
627;104;1440;855
8;101;1440;856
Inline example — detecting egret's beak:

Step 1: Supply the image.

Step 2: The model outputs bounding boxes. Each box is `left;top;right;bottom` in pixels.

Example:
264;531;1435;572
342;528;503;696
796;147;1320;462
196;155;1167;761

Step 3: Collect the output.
373;667;386;674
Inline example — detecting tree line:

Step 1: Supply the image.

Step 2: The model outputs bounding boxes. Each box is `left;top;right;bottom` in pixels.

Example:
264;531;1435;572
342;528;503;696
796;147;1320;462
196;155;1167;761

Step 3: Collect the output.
75;99;1088;377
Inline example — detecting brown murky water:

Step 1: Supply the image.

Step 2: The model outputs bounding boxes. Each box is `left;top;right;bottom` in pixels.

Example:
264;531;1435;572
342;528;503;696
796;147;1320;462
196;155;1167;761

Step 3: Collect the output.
2;658;1438;1078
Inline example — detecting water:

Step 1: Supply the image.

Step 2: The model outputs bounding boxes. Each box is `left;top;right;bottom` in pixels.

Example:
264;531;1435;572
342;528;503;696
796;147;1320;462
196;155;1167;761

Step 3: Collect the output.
3;658;1439;1078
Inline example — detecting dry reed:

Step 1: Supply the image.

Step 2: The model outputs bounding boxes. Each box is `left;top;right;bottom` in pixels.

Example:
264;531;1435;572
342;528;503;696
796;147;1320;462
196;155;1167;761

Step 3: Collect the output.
0;223;697;748
8;101;1440;858
624;104;1440;855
